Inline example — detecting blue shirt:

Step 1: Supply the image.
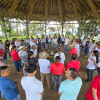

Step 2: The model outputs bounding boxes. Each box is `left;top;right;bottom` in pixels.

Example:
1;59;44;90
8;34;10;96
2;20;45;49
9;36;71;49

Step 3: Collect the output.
0;77;19;100
59;77;82;100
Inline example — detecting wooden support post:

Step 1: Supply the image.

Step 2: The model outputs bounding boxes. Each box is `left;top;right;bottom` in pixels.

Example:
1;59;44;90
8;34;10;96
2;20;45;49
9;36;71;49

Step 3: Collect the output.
45;21;46;36
26;20;30;38
62;20;64;35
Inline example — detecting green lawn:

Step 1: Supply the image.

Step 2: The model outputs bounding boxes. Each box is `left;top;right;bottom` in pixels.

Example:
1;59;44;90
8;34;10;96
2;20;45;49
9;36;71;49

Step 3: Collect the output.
0;35;37;43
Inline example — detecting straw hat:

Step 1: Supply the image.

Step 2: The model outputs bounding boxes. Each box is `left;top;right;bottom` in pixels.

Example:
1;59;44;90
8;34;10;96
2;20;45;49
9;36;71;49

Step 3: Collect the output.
19;46;26;50
39;51;49;59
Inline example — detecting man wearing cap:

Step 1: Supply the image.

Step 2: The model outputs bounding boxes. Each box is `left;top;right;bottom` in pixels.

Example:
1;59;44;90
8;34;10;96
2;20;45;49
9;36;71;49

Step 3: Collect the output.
38;51;51;89
18;46;28;75
54;48;65;64
21;64;44;100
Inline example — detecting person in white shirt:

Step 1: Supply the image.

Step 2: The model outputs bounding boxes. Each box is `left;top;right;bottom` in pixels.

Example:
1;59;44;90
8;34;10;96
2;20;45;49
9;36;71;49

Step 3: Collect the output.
75;41;80;57
81;37;87;53
86;50;99;83
15;38;20;50
26;37;30;45
61;35;65;46
64;36;69;53
38;51;51;89
89;40;96;57
48;34;52;48
53;36;57;49
54;48;65;64
30;39;37;57
94;42;100;53
21;64;44;100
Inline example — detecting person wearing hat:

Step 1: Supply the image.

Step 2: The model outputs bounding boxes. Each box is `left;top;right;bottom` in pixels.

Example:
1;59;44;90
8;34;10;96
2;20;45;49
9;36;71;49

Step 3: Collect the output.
75;40;80;57
11;46;21;72
54;48;65;64
64;36;69;53
0;66;21;100
38;51;51;89
18;46;28;75
21;64;44;100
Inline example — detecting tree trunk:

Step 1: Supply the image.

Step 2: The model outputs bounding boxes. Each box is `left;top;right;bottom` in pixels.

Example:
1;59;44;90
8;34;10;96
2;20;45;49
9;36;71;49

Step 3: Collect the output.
3;20;8;40
45;21;46;36
26;20;30;38
78;21;82;36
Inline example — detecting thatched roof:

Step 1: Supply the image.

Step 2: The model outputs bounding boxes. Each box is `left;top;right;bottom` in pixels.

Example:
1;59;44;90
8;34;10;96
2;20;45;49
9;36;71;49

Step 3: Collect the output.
0;0;100;21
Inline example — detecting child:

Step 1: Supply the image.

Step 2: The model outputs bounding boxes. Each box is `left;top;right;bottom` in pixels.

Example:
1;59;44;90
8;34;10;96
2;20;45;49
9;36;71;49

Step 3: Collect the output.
0;66;21;100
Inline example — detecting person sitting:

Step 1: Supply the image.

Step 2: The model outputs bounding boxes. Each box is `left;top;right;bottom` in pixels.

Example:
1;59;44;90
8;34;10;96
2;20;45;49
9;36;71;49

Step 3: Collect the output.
54;48;65;64
85;76;100;100
66;54;80;73
50;56;65;91
70;44;77;56
58;68;82;100
11;46;21;72
38;51;51;89
21;64;44;100
18;46;28;75
0;66;21;100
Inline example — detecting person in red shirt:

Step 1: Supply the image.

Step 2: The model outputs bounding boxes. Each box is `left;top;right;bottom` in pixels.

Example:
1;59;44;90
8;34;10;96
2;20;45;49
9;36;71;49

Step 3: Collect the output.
66;54;80;73
50;56;65;91
85;76;100;100
11;46;21;72
70;44;77;55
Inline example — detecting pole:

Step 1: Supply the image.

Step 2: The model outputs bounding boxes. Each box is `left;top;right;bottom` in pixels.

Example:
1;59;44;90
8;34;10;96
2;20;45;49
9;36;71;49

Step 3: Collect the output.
26;20;30;38
45;21;46;36
62;20;64;35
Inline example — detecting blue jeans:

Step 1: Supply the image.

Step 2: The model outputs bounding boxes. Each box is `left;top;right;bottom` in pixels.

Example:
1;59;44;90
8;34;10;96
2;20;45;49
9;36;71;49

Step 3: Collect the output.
48;42;51;48
7;49;12;58
97;67;100;75
65;45;68;52
84;47;89;56
13;94;21;100
42;42;46;49
53;44;57;49
14;60;21;72
81;45;85;52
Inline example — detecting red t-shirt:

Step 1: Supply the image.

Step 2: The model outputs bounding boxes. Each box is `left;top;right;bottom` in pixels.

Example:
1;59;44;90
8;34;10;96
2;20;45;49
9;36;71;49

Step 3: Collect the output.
11;50;20;61
50;62;65;75
85;76;100;100
66;60;80;73
70;48;77;55
0;49;4;57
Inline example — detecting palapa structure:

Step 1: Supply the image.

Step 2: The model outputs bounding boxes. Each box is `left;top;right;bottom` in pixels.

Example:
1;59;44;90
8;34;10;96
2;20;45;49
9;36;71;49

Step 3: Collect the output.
0;0;100;21
0;0;100;39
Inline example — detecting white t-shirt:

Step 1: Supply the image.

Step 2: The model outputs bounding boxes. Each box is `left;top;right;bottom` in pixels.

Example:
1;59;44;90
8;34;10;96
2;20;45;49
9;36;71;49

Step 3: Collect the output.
86;56;96;69
30;41;37;57
95;47;100;53
38;59;51;73
62;37;65;42
15;41;20;47
89;43;96;52
54;52;65;64
26;39;30;45
48;37;52;42
65;38;69;45
21;76;43;100
82;39;86;46
53;38;57;44
0;44;5;51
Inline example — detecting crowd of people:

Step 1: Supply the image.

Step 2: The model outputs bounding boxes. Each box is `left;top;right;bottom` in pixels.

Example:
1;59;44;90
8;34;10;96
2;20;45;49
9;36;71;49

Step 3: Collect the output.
0;34;100;100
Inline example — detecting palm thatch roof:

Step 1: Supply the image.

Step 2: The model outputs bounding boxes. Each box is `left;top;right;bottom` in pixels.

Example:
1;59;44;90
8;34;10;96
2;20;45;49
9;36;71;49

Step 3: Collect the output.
0;0;100;21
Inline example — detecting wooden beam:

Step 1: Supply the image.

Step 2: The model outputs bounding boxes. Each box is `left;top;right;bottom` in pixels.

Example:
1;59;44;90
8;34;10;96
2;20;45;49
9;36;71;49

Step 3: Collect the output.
9;0;18;16
58;0;63;20
28;0;37;19
45;0;49;17
87;0;99;18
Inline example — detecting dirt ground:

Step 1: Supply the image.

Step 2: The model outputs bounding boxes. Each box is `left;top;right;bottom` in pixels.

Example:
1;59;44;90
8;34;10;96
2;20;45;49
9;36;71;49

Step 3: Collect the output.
5;48;98;100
